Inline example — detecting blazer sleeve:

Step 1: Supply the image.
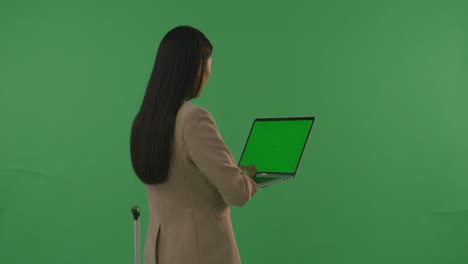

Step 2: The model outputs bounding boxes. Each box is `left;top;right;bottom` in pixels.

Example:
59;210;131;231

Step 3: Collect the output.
183;105;259;207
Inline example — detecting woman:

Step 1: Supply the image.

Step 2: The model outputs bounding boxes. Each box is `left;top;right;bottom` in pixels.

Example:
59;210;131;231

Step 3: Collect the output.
130;25;259;264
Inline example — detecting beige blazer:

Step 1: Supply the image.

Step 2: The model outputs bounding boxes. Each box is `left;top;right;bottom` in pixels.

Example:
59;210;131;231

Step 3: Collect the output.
143;100;259;264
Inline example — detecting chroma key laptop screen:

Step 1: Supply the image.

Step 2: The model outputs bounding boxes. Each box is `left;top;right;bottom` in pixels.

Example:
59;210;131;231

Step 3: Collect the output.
238;118;314;174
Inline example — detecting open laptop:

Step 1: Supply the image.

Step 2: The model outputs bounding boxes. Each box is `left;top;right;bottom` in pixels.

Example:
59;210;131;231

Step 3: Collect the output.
237;116;316;188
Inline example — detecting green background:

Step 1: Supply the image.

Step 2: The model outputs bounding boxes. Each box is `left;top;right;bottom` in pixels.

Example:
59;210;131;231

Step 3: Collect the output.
1;0;467;263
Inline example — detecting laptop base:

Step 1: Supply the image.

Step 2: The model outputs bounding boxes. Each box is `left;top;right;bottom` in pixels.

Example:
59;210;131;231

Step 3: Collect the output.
255;175;293;188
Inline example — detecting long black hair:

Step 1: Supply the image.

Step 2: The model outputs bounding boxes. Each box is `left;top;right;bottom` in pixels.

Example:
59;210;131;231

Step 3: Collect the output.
130;25;213;184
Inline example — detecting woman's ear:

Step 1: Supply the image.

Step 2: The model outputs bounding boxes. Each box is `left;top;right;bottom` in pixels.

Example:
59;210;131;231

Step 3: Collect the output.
199;60;205;74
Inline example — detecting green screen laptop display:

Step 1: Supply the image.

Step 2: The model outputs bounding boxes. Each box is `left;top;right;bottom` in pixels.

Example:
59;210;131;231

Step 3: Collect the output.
238;118;314;174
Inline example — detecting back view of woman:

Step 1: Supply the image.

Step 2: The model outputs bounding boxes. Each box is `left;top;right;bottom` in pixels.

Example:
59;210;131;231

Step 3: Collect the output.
130;25;259;264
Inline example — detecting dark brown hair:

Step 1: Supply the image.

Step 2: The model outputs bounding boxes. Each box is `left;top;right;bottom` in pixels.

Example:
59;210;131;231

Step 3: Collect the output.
130;25;213;184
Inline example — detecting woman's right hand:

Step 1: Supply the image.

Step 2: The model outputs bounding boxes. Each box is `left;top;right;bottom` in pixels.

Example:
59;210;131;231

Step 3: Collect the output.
239;164;257;178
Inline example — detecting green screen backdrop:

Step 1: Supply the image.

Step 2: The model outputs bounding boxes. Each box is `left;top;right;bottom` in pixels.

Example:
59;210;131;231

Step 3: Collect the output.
1;0;467;263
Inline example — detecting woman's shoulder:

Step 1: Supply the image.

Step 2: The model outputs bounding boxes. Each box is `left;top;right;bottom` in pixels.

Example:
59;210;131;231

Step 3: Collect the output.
181;100;211;117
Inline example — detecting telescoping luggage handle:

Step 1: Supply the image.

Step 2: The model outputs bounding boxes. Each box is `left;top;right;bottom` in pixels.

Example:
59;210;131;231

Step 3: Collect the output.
131;206;141;264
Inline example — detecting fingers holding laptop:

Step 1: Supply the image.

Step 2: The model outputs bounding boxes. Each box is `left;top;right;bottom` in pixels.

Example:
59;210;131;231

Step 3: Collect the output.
239;164;257;178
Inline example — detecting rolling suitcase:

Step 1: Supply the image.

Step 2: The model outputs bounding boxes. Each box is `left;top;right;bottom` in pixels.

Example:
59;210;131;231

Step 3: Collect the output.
131;206;141;264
